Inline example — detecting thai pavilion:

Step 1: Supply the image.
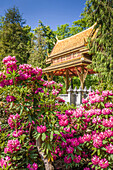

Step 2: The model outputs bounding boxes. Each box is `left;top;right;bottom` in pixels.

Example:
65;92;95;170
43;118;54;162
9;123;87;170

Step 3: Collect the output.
43;25;97;92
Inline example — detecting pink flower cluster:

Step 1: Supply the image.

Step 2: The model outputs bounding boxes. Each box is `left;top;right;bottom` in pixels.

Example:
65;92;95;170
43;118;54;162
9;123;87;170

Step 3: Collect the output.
8;113;20;129
37;125;47;133
12;130;23;137
4;139;21;153
102;90;113;97
87;90;113;105
56;96;65;103
92;116;101;124
89;94;104;104
27;163;38;170
2;56;17;74
64;156;72;164
58;114;68;126
73;155;81;163
52;89;59;95
35;88;44;94
92;129;113;148
102;116;113;128
102;108;112;115
6;95;16;102
64;154;81;164
105;102;113;108
43;80;56;87
105;144;113;154
83;168;90;170
0;156;11;168
18;64;42;81
0;72;7;87
92;155;109;168
73;106;85;118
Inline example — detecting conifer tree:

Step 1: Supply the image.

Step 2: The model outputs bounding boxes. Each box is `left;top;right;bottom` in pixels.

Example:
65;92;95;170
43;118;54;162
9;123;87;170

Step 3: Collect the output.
28;24;47;68
84;0;113;89
55;24;71;40
39;20;56;54
0;7;31;64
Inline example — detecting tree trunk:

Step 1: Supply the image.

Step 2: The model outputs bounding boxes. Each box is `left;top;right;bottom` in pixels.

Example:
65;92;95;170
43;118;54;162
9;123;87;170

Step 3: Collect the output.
36;136;54;170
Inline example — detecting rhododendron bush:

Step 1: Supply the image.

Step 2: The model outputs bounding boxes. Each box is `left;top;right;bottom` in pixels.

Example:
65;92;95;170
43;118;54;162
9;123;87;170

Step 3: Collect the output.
0;56;113;170
0;56;65;170
51;90;113;170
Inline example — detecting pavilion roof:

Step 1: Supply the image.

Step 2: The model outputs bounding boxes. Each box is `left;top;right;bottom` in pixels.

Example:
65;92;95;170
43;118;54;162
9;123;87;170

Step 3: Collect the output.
49;25;95;58
43;56;93;76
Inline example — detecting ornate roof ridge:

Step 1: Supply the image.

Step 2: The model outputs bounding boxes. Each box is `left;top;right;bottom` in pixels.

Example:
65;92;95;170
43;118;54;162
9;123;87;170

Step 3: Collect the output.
57;24;95;42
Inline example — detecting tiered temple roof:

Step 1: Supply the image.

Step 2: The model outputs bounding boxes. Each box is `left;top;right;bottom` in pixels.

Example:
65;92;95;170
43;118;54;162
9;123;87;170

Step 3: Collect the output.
43;24;97;90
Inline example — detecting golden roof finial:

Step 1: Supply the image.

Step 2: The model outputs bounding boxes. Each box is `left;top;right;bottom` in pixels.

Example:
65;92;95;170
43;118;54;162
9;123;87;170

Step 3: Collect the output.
56;35;59;42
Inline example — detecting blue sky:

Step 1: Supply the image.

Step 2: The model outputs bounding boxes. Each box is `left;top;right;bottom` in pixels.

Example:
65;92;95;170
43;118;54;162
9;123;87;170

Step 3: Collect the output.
0;0;86;30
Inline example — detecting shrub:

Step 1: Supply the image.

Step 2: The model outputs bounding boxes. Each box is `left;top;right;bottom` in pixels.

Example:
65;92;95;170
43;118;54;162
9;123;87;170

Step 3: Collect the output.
0;56;66;170
52;90;113;170
0;56;113;170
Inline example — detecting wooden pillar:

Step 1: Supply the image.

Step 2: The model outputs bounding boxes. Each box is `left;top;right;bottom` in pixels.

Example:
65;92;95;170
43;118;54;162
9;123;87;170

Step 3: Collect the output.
81;65;84;89
75;66;88;89
46;72;53;81
65;69;69;93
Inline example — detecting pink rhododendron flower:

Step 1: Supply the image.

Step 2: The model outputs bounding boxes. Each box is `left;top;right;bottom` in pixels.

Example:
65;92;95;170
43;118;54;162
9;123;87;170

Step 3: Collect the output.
66;146;74;154
0;156;11;168
37;125;47;133
12;130;23;137
84;168;90;170
4;139;21;154
82;98;89;104
105;144;113;154
73;155;81;163
8;113;20;129
99;158;109;168
64;156;72;164
83;134;91;142
91;155;100;165
59;119;68;126
27;163;38;170
6;95;16;102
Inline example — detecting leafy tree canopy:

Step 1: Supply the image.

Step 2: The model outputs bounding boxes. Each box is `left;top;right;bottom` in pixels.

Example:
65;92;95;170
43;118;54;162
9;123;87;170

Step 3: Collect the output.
84;0;113;90
0;6;32;65
4;6;25;26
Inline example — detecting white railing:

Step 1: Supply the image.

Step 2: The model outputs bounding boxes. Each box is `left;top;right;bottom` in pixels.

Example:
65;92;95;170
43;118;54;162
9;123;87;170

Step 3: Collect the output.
60;86;93;106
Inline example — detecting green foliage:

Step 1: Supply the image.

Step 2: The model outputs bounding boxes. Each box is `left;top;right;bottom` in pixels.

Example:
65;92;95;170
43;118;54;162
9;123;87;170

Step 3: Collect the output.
0;7;32;65
4;6;25;26
0;56;68;169
55;24;71;40
28;23;47;68
39;20;56;54
84;0;113;90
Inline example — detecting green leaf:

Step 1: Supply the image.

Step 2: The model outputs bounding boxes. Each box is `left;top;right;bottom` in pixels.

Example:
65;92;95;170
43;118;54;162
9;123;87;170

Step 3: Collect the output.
101;147;107;151
61;137;66;143
25;106;29;112
42;133;46;141
36;133;41;139
54;130;60;135
20;106;24;115
91;148;97;155
9;102;13;109
110;154;113;160
50;131;54;141
103;140;108;144
97;149;100;156
28;114;32;123
77;146;82;151
101;102;104;107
